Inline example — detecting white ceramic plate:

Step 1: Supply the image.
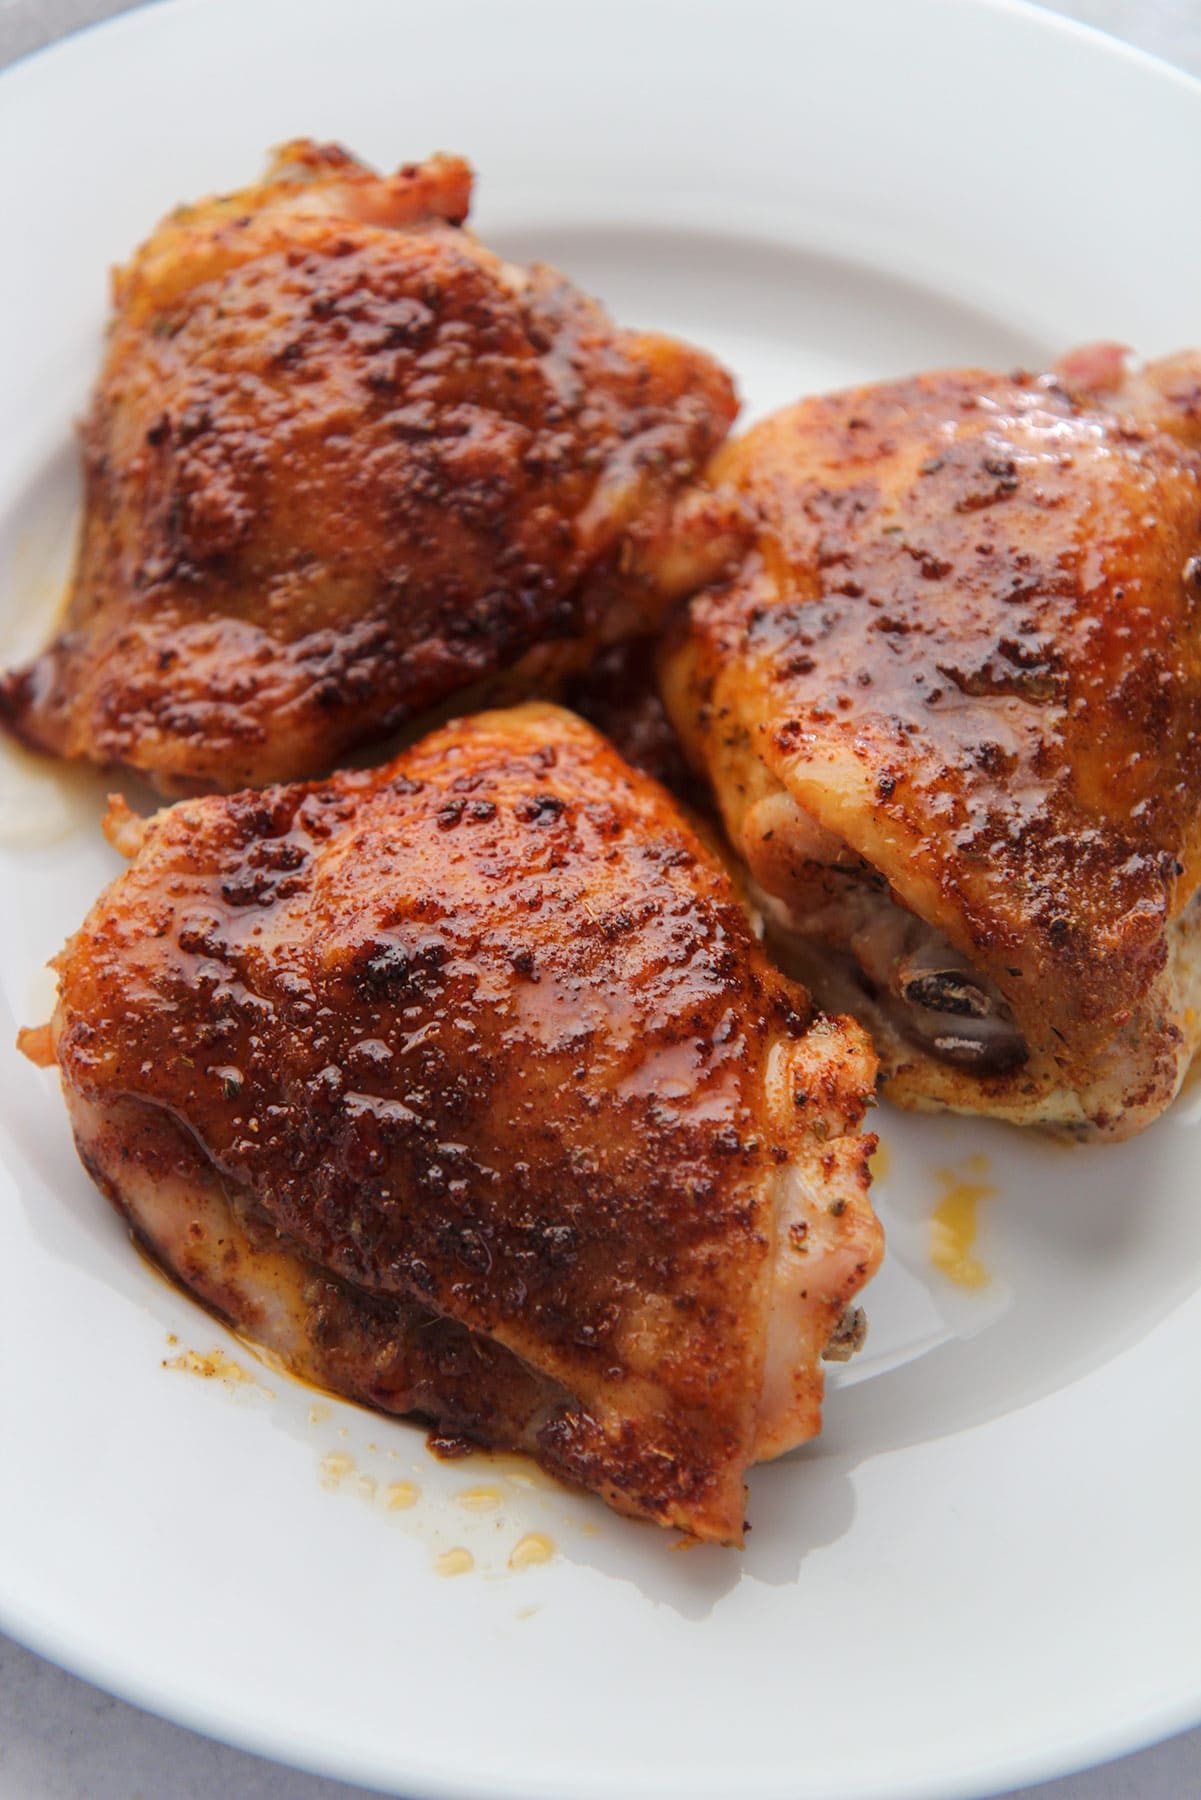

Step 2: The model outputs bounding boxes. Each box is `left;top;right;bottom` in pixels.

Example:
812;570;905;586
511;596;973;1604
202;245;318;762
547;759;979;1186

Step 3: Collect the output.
2;2;1200;1796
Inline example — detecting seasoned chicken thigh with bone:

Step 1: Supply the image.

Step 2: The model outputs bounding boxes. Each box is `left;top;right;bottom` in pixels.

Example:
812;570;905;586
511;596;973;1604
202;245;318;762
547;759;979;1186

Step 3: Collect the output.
0;141;739;793
661;347;1201;1139
23;705;881;1543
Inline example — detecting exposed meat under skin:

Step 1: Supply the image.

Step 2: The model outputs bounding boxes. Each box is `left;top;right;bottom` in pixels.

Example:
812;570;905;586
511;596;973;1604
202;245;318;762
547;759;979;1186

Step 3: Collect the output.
0;141;742;795
27;704;882;1543
660;347;1201;1139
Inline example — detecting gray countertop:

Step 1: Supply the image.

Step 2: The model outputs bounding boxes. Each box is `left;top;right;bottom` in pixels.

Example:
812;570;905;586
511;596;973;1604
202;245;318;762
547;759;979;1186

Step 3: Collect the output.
2;2;1199;1796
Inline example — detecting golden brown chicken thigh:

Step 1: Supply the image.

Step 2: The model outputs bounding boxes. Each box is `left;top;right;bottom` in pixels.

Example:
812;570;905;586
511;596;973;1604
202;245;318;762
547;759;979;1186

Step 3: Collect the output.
0;142;740;794
660;348;1201;1140
24;704;881;1542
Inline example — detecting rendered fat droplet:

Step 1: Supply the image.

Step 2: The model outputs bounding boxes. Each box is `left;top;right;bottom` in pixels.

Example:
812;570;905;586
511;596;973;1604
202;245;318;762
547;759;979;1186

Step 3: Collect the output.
930;1156;995;1288
434;1547;474;1577
509;1533;555;1571
456;1484;503;1512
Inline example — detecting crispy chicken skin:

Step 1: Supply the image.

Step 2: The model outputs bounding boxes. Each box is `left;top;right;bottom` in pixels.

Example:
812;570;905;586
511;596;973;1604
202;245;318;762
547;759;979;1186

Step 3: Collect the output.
0;141;740;795
660;348;1201;1139
25;704;881;1542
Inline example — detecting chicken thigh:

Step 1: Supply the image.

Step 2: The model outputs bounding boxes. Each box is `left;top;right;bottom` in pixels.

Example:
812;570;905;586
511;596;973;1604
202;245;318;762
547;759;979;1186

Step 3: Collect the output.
660;348;1201;1139
0;141;740;794
23;704;881;1542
